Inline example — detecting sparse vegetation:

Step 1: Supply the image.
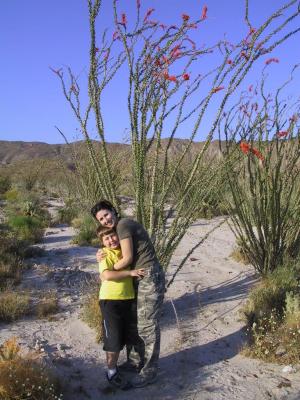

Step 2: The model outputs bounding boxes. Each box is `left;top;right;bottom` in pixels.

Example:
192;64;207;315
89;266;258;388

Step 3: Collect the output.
0;233;26;290
0;175;11;197
8;215;44;243
0;337;63;400
243;262;300;363
0;291;30;322
55;200;79;224
72;214;98;246
223;74;300;275
35;291;59;319
230;239;251;265
80;283;103;343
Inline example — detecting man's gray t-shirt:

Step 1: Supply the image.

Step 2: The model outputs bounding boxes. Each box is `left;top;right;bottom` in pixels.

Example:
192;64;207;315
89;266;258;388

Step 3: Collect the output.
116;218;158;270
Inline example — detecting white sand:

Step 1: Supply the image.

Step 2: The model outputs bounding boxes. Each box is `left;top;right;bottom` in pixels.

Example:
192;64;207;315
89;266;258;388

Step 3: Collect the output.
1;210;300;399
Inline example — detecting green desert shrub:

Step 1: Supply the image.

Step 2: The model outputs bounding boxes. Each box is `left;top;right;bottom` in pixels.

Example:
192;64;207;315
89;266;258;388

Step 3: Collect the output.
72;214;98;246
56;201;79;224
243;263;300;363
0;233;25;290
0;175;11;196
284;291;300;328
0;290;30;322
8;215;44;243
243;265;299;326
4;188;20;202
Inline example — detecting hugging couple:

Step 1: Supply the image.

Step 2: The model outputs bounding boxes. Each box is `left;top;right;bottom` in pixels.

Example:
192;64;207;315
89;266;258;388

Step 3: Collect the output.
91;200;165;390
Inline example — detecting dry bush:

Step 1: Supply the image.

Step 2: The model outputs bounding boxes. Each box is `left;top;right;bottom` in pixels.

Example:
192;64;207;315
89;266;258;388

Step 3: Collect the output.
230;246;250;265
80;283;103;343
0;337;63;400
0;233;25;290
242;263;300;363
0;290;30;323
35;291;59;319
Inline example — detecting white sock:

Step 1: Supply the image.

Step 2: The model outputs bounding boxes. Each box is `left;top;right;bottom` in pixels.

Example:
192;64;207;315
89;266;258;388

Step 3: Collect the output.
107;368;117;378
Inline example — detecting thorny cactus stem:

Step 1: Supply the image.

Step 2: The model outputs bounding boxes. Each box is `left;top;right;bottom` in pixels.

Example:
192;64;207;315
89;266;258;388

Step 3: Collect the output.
53;0;300;275
222;67;300;274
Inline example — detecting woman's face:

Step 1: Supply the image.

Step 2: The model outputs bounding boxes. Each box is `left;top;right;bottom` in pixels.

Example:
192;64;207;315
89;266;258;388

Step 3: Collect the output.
95;208;117;228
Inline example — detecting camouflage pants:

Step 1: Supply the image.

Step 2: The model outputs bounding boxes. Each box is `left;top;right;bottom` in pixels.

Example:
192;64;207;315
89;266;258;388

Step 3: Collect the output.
127;263;165;377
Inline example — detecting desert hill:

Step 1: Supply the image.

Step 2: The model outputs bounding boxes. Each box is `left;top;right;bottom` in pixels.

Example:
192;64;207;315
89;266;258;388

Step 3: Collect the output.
0;139;223;165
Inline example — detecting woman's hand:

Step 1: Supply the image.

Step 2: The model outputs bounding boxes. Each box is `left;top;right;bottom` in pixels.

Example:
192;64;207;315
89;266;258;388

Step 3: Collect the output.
96;249;106;263
130;268;145;278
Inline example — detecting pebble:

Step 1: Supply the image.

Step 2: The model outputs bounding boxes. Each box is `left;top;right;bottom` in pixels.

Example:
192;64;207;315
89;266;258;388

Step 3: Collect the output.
282;365;297;374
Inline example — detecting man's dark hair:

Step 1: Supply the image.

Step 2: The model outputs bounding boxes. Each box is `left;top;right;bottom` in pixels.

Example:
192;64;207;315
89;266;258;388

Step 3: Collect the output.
91;199;118;220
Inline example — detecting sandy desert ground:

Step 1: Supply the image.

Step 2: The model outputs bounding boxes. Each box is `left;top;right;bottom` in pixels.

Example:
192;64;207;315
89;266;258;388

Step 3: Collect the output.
1;201;300;400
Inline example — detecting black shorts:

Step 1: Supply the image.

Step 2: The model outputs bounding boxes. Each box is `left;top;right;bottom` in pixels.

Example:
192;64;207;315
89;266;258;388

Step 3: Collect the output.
99;299;139;352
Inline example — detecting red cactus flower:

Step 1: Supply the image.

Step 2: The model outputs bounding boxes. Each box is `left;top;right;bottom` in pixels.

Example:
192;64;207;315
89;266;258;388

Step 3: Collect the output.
154;58;161;67
162;55;170;65
120;13;127;26
227;59;233;65
201;5;208;20
170;45;181;58
265;57;279;65
182;73;190;81
212;86;224;93
144;8;155;22
240;142;250;154
240;142;264;160
241;51;249;60
251;147;264;161
276;131;288;138
182;14;190;22
249;27;256;34
163;72;177;82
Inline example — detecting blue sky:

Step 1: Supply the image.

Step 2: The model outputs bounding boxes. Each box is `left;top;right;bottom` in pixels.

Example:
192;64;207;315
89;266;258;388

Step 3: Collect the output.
1;0;299;144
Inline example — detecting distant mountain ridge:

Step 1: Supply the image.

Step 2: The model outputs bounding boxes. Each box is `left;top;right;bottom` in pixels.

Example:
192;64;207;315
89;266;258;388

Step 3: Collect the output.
0;139;223;164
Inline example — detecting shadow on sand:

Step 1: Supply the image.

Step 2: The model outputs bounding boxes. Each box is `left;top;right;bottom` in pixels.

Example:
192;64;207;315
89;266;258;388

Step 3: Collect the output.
162;272;257;330
60;328;245;400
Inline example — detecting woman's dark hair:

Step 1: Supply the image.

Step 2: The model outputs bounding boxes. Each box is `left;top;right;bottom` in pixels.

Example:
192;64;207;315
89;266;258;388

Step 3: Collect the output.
91;199;118;220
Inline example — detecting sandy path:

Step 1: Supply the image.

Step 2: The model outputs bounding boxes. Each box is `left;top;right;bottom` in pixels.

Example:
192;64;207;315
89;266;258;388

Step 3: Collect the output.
1;212;300;399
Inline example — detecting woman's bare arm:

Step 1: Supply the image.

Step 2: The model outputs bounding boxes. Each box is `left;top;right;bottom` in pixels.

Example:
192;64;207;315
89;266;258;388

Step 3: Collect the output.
101;268;144;281
113;237;134;270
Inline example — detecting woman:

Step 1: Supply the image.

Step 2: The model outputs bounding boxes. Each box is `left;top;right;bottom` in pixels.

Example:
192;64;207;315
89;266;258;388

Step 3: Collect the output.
91;200;165;388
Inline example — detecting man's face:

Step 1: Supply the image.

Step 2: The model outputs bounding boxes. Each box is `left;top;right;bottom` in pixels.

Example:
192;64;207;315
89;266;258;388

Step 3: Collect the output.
95;209;117;228
102;232;120;249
